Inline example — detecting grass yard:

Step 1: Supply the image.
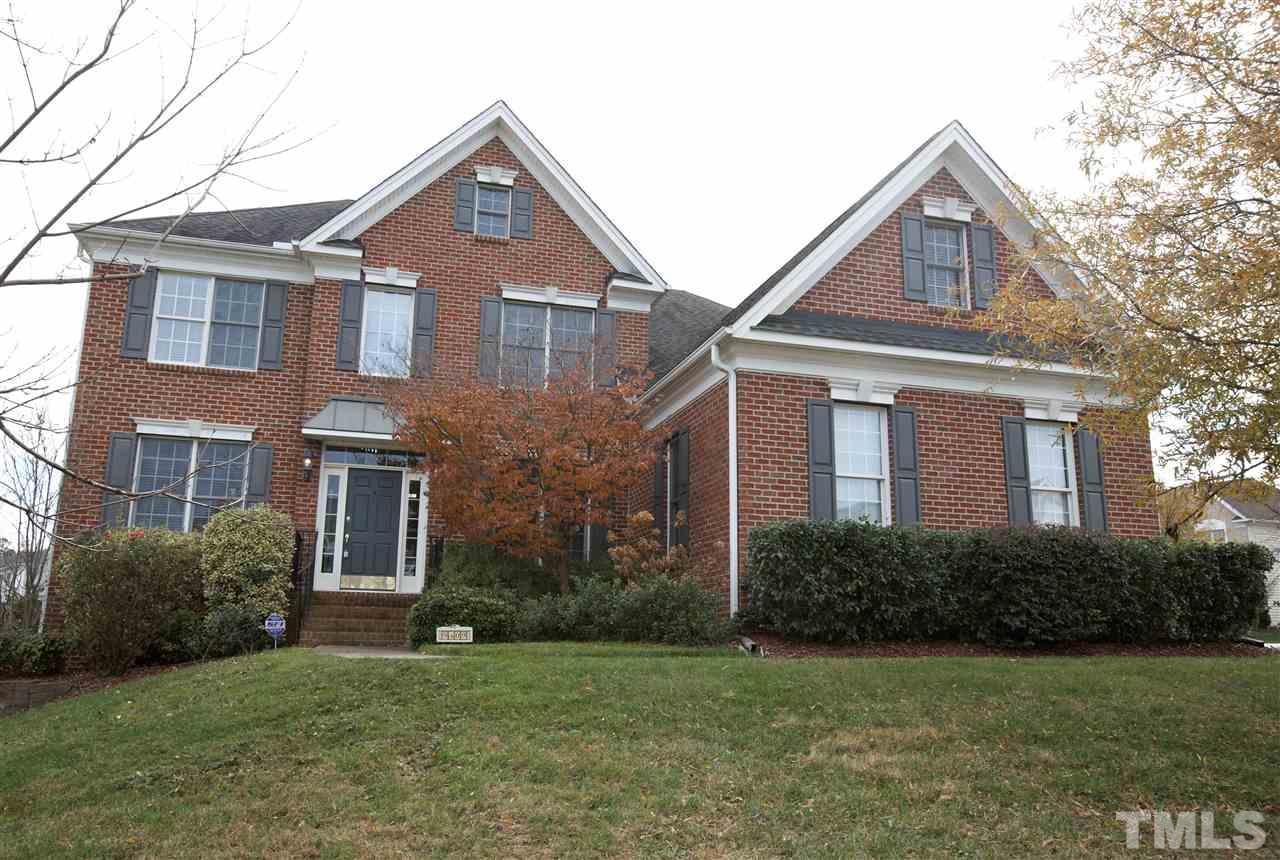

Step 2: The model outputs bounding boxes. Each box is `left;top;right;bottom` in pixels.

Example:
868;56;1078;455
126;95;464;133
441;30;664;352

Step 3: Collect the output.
1;645;1277;858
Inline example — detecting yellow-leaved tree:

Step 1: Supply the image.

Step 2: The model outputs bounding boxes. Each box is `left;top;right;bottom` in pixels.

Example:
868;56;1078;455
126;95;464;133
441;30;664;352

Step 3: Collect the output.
988;0;1280;535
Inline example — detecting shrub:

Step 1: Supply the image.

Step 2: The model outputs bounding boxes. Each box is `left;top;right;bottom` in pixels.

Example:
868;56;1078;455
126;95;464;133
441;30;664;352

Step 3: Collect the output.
201;505;294;621
436;542;558;597
61;529;204;674
0;630;67;676
518;576;735;646
746;521;1272;647
408;585;520;646
199;605;269;659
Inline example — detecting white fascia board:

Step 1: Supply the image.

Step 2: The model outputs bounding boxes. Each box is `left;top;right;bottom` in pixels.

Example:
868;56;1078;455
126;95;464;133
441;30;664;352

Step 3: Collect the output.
639;327;729;405
710;335;1118;408
297;101;667;290
643;355;725;429
134;418;256;442
77;227;313;284
605;279;663;313
728;123;1069;335
301;427;397;444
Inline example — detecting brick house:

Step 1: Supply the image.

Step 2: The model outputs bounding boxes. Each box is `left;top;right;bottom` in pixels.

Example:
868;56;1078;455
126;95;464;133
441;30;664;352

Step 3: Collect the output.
47;103;1158;640
642;120;1159;614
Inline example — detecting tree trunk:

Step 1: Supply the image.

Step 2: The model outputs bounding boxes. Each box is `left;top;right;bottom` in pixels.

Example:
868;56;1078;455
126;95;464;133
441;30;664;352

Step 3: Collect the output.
557;554;571;594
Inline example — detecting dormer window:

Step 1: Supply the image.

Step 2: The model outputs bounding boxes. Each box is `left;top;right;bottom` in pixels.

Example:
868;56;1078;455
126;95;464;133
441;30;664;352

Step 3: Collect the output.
476;186;511;238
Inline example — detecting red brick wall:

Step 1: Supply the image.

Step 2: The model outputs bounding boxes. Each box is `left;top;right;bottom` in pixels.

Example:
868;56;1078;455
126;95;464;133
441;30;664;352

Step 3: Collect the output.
46;136;642;632
793;167;1056;329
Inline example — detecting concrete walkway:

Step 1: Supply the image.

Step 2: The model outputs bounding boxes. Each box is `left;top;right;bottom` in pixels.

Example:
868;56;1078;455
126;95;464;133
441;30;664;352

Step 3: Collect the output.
313;646;449;660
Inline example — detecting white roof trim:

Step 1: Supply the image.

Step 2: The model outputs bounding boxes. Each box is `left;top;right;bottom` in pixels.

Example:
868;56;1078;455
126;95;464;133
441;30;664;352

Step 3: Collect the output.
728;121;1068;335
297;101;667;289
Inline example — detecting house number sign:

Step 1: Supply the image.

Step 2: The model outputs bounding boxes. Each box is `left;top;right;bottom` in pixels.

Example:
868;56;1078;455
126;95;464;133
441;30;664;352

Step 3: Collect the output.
436;625;474;644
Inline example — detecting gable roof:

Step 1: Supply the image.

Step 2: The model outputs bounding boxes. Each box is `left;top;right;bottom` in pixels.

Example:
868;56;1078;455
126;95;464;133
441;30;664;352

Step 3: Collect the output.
1219;488;1280;522
650;289;731;378
645;120;1069;390
94;200;354;247
298;100;666;288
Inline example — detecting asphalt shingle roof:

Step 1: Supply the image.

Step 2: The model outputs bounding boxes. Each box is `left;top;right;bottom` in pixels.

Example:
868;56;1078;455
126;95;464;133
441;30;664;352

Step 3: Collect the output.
754;310;1025;357
1222;490;1280;522
649;289;731;378
96;199;354;247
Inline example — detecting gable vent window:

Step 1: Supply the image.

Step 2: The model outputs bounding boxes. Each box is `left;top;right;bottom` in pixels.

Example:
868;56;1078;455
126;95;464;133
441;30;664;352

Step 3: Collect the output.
924;223;967;308
476;186;511;238
149;272;269;370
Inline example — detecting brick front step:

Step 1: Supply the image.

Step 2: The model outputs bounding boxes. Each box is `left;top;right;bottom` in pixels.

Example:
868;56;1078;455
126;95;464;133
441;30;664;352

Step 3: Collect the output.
299;590;416;646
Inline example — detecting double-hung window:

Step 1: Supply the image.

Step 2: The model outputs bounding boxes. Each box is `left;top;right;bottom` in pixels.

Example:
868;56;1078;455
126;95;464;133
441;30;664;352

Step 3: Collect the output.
499;301;594;386
151;272;265;369
131;437;248;532
360;287;414;376
923;222;967;308
476;185;511;238
1025;423;1077;526
833;404;891;524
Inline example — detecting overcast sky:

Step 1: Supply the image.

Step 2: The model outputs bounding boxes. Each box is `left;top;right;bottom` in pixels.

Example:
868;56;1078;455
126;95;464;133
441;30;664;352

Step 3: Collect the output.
1;1;1137;541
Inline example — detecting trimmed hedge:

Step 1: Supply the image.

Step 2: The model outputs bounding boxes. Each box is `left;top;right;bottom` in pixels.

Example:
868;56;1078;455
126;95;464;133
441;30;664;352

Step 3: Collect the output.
201;506;294;620
745;521;1271;647
518;576;735;646
0;630;67;677
408;585;521;645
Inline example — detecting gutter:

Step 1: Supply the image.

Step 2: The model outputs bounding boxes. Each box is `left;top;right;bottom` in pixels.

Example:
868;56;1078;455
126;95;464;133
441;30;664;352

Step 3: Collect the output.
709;343;739;616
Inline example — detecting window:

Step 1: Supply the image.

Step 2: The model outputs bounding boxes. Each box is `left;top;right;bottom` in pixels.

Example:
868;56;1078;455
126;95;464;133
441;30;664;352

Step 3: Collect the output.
1025;422;1076;526
360;287;414;376
924;222;967;308
151;273;264;369
476;185;511;238
131;437;248;532
320;474;340;574
404;478;422;578
499;301;594;386
833;404;890;524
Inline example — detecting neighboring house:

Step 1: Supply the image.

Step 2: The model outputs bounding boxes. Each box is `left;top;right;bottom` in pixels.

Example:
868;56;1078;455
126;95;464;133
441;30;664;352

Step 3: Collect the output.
640;120;1158;613
45;102;1159;642
1197;491;1280;623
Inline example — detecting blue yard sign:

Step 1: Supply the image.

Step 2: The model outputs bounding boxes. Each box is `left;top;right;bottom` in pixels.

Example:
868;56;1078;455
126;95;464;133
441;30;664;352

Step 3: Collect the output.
264;613;286;648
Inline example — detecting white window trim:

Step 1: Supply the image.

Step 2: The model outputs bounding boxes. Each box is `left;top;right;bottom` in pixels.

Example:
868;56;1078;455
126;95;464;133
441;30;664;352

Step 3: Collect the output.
665;438;674;550
922;220;971;310
475;165;517;186
358;284;415;378
132;418;255;442
832;403;893;526
312;451;428;594
475;183;513;238
499;299;596;387
148;271;266;371
362;265;420;289
501;283;599;309
1025;421;1080;527
128;435;248;532
922;195;978;223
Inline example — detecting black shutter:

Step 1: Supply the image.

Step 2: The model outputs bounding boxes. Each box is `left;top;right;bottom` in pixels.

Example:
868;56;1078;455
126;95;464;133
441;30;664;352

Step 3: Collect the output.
102;432;137;528
245;444;273;506
454;178;477;232
478;297;502;379
258;281;288;370
412;287;437;377
589;519;608;562
510;187;533;240
901;213;927;302
807;399;836;520
336;281;363;371
653;445;668;539
671;430;690;546
972;223;996;309
1001;416;1033;524
1077;428;1109;531
892;406;922;526
594;309;618;387
120;268;157;358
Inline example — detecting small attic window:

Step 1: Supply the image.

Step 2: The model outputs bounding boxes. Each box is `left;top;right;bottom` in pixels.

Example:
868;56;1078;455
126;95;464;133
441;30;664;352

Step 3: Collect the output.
476;186;511;238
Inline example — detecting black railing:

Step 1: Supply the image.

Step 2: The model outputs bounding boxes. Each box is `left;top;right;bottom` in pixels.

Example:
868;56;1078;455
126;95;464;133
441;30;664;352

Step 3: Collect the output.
288;530;318;645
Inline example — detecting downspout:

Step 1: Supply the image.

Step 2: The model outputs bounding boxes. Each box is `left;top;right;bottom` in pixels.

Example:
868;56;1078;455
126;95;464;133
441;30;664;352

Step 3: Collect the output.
709;343;739;615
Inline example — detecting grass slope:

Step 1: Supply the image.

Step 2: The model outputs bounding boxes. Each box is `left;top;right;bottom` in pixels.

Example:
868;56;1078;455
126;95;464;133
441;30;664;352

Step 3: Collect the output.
1;645;1276;858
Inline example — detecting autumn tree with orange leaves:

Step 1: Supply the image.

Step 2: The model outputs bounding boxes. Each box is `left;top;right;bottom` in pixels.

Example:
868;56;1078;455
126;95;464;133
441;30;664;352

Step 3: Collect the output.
390;358;654;594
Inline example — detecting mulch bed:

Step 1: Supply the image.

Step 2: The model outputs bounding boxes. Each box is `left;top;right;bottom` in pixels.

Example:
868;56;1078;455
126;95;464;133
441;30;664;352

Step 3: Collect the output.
745;632;1275;659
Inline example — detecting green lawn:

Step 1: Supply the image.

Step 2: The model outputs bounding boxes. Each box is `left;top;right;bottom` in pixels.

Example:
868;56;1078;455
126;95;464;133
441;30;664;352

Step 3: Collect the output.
1;645;1276;858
